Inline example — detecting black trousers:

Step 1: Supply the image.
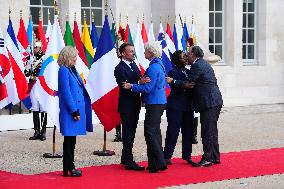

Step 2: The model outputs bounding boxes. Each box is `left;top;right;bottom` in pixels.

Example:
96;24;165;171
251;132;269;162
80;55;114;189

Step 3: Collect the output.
164;108;194;160
120;109;140;165
200;106;222;162
63;136;76;171
144;104;166;169
33;111;47;133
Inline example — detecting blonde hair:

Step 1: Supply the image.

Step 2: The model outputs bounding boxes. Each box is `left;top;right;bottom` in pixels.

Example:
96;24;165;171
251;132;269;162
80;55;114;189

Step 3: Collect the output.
144;41;162;58
57;46;78;67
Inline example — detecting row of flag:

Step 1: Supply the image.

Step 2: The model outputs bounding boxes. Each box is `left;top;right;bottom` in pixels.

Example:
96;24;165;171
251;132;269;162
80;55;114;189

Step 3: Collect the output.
0;14;197;131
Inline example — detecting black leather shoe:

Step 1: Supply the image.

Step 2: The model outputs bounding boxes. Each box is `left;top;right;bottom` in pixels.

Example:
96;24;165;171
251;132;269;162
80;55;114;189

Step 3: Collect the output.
63;169;82;177
29;132;40;140
40;134;46;141
113;135;122;142
192;136;198;144
183;158;196;165
212;160;221;164
125;163;145;171
148;168;159;173
159;166;168;171
192;160;213;167
165;159;172;165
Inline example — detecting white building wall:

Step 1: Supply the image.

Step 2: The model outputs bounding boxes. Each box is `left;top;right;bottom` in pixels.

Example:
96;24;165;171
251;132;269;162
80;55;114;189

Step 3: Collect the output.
0;0;283;108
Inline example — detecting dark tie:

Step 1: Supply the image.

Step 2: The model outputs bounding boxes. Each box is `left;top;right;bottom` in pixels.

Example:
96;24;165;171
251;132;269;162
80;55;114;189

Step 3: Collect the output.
129;62;141;80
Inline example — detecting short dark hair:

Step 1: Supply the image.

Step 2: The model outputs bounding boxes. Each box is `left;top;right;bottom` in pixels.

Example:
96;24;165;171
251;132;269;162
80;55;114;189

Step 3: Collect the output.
191;46;204;58
119;43;134;56
171;50;184;65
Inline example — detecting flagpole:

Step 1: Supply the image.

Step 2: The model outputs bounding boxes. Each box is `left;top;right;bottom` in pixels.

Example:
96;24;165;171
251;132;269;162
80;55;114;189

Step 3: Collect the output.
42;2;62;158
93;0;115;156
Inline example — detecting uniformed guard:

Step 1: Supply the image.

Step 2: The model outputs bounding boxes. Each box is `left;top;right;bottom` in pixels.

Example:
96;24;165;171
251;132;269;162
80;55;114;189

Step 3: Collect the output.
24;41;47;141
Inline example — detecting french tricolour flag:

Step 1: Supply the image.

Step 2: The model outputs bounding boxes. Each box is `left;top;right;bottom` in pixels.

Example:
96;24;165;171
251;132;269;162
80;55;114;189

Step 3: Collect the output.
86;15;120;132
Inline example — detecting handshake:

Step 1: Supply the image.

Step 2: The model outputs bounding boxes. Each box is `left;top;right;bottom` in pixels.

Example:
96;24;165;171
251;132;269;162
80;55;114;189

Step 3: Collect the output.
123;76;151;89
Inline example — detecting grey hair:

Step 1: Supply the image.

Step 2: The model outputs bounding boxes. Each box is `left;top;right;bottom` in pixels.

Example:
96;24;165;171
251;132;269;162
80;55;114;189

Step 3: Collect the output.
144;41;162;58
57;46;78;67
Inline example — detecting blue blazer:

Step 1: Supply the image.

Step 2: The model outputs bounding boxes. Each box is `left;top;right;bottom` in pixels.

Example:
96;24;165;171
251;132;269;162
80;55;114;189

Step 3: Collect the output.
58;65;93;136
175;59;223;111
132;57;166;105
167;66;193;111
114;60;142;113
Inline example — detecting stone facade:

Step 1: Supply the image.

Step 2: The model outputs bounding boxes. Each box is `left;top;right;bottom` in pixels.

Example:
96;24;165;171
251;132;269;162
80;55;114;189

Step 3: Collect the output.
0;0;283;107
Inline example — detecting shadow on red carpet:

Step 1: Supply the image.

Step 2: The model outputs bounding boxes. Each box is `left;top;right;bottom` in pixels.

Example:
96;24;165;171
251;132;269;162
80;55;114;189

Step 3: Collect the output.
1;148;284;189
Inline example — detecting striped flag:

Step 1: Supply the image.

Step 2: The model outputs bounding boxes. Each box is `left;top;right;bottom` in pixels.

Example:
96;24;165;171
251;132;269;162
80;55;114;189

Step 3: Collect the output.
5;19;31;108
73;20;88;67
45;18;52;44
0;30;9;109
17;17;30;65
173;22;183;50
36;19;47;53
141;21;148;45
125;24;133;45
81;18;94;68
26;16;33;54
86;15;120;131
133;22;149;75
165;22;176;55
64;20;89;83
91;21;99;53
34;15;65;127
148;22;155;43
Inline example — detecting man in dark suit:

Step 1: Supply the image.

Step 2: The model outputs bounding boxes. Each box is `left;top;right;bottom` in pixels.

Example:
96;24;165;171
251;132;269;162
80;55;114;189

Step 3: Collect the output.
114;43;147;171
167;46;223;167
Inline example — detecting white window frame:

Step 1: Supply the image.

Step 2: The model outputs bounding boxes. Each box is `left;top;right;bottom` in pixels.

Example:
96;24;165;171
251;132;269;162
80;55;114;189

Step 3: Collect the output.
242;0;257;65
209;0;225;64
29;0;55;31
81;0;104;33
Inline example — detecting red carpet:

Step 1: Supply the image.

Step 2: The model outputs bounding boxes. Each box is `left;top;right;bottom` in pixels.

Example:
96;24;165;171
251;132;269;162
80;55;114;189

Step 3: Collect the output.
1;148;284;189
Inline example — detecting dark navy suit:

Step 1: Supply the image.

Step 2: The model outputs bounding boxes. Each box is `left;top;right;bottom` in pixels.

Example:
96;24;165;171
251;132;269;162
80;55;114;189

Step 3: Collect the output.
164;66;194;160
175;58;223;162
114;60;142;165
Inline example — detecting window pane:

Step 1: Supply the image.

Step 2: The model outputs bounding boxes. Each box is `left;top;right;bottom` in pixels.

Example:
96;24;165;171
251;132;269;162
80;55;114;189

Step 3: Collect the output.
30;0;40;5
215;45;222;58
31;7;40;25
248;29;254;43
91;0;102;7
248;0;254;12
248;14;254;28
215;29;222;43
93;9;102;26
209;45;214;53
242;29;247;43
215;13;222;27
209;0;214;11
248;45;254;59
243;14;247;27
209;13;214;27
243;1;247;12
42;0;54;6
209;29;214;43
81;0;90;7
242;45;247;59
215;0;222;11
81;9;91;25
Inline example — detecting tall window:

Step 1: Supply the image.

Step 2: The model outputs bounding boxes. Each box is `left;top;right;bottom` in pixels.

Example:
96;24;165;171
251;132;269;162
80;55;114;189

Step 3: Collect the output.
209;0;224;59
242;0;256;63
30;0;55;31
81;0;103;34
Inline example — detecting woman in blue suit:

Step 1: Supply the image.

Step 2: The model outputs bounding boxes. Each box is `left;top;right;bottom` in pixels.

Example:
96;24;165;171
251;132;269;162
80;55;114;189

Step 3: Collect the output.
123;41;167;173
57;46;93;177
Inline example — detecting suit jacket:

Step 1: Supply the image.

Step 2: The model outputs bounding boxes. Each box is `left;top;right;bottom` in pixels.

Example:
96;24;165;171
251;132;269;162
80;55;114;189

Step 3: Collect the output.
167;66;193;111
132;57;166;105
175;58;223;111
58;65;93;136
114;60;142;113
